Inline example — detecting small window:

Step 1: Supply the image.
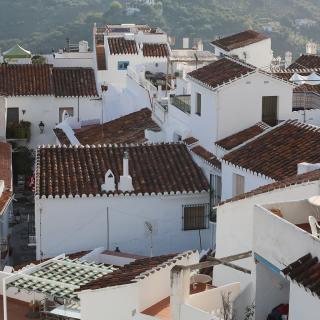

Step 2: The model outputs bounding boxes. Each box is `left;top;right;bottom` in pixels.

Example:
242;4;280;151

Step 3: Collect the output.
183;204;208;230
195;92;201;116
118;61;130;70
59;107;74;122
232;173;245;197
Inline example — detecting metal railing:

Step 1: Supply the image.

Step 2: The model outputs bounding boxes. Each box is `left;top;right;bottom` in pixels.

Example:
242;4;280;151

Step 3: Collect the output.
171;95;191;114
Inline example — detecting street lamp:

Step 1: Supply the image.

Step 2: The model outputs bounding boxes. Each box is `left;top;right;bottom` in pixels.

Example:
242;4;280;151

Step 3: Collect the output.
38;121;45;134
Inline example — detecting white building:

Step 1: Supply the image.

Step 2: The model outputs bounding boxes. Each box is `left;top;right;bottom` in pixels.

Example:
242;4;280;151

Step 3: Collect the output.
34;143;213;259
0;64;102;148
210;30;274;69
213;168;320;319
1;249;242;320
0;142;13;269
93;24;171;88
158;57;293;154
221;120;320;200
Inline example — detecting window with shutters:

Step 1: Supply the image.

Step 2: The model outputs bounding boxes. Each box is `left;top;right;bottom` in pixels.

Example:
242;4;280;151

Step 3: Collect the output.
183;204;208;230
232;173;245;197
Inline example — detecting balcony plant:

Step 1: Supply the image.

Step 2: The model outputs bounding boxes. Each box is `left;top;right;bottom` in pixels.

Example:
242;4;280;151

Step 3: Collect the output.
6;120;31;141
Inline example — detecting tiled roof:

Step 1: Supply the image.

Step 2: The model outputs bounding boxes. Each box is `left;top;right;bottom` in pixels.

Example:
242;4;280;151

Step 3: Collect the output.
0;64;98;97
211;30;269;52
183;137;199;145
75;108;159;145
273;70;320;94
215;122;270;151
220;169;320;205
53;128;71;145
143;43;169;57
190;145;221;170
52;68;98;97
36;143;209;198
223;120;320;180
96;45;107;70
108;37;138;55
282;253;320;298
188;58;254;90
0;191;12;216
288;54;320;70
78;251;193;291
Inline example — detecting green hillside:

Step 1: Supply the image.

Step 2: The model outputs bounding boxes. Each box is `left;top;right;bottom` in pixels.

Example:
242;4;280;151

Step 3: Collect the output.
1;0;320;57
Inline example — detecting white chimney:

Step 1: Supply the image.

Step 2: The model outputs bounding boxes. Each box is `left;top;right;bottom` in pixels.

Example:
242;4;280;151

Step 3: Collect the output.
182;38;189;49
285;51;292;68
79;40;89;53
297;162;320;175
170;265;190;320
194;39;203;51
306;41;317;55
118;151;134;192
101;170;116;192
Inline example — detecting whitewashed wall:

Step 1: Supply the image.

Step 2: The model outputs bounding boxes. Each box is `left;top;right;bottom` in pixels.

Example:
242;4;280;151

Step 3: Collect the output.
213;180;319;318
289;282;320;320
6;96;102;148
221;162;274;201
45;52;94;68
292;108;320;127
217;72;293;140
35;193;211;259
0;97;7;138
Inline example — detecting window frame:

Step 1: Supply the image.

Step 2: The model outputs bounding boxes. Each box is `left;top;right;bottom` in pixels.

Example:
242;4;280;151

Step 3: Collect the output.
118;61;130;71
195;92;202;116
232;173;245;197
182;203;209;231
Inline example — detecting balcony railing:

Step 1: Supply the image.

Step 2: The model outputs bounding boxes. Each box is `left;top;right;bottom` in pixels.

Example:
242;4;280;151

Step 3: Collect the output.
171;95;191;114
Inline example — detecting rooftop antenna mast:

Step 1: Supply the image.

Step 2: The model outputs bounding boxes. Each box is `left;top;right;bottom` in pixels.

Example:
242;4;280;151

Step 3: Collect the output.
145;221;154;257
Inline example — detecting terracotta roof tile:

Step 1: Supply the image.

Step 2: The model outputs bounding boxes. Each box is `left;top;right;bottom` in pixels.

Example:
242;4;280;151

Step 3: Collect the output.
78;251;193;291
143;43;169;57
223;120;320;181
220;169;320;205
0;65;98;97
96;45;107;70
288;55;320;70
283;253;320;298
52;67;98;97
191;145;221;170
183;137;199;145
36;143;209;197
53;128;71;145
215;122;270;151
0;191;12;216
188;58;254;89
75;108;159;145
108;37;138;55
211;30;269;52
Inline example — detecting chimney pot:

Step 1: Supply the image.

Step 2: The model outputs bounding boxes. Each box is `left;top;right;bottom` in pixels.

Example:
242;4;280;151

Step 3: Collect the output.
119;150;134;192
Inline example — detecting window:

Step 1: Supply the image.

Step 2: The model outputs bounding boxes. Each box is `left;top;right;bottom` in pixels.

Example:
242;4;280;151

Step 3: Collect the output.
195;92;201;116
6;108;19;127
59;107;74;123
262;96;278;126
118;61;130;70
183;204;208;230
209;174;222;222
232;173;245;197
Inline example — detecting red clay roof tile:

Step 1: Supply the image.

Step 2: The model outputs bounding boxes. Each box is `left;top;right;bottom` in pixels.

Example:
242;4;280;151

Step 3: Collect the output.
288;54;320;70
188;58;254;89
108;37;138;55
0;64;97;97
36;143;209;197
143;43;169;57
215;122;270;151
191;145;221;169
223;120;320;181
75;108;159;145
211;30;269;52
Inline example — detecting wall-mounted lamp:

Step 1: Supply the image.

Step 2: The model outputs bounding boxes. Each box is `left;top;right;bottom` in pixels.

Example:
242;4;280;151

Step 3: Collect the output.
22;109;26;115
39;121;45;134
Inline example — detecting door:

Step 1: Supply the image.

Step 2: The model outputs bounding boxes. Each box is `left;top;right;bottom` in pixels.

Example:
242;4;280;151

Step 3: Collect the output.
262;96;278;126
6;108;19;127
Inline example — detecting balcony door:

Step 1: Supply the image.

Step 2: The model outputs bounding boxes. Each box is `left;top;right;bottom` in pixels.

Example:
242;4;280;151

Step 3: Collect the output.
7;107;19;127
262;96;278;126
